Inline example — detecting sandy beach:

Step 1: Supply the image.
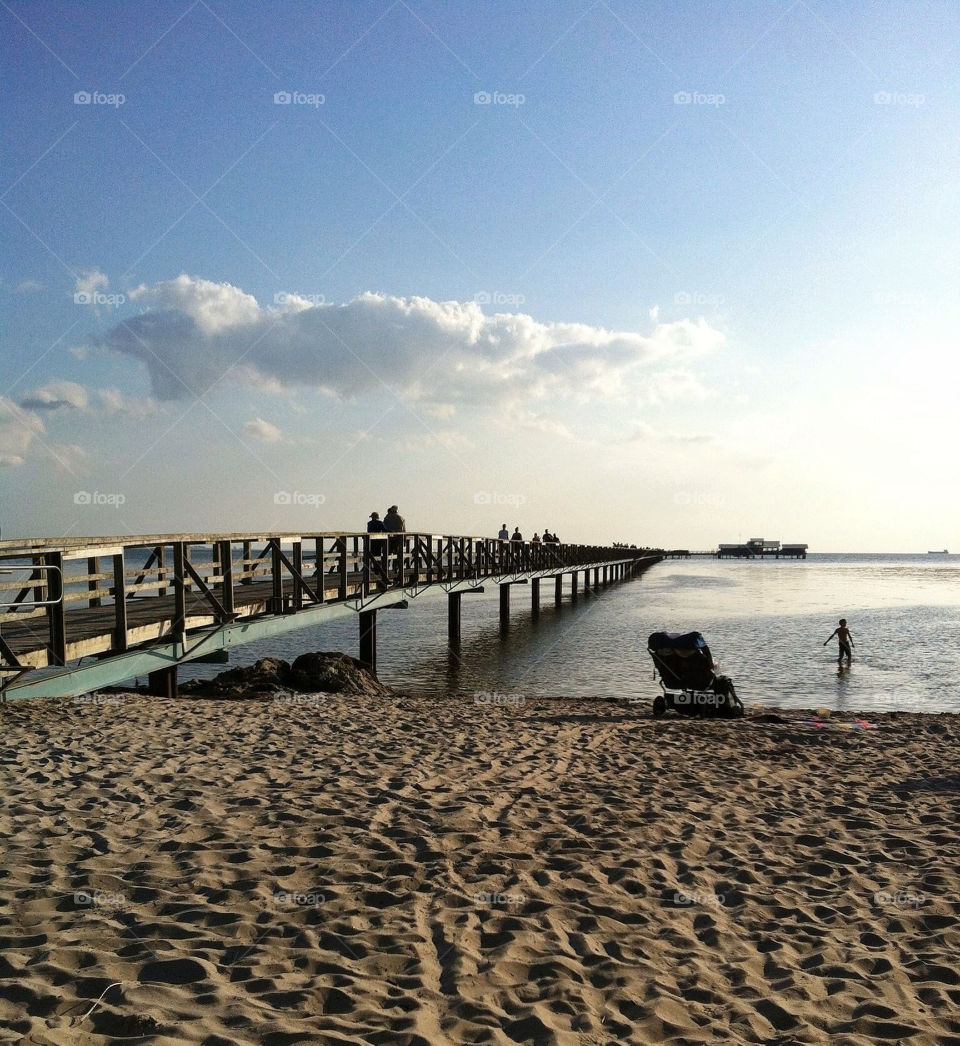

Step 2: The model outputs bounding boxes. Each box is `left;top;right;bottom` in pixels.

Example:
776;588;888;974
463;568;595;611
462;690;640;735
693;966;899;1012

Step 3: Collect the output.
1;690;958;1045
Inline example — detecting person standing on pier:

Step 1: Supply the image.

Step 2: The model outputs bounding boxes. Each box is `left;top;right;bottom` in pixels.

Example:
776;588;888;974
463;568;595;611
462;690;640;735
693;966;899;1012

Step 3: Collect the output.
383;505;406;574
824;618;855;667
367;511;387;556
498;523;509;540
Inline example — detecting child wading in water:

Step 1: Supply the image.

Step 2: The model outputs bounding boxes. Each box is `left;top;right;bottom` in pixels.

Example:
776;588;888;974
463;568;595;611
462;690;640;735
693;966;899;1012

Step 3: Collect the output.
824;618;855;667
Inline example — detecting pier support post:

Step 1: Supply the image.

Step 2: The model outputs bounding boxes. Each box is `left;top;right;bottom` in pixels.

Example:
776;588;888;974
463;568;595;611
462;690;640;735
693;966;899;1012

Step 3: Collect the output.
603;566;608;584
571;571;578;598
531;577;540;614
594;567;600;588
499;583;510;625
148;665;178;699
555;575;562;605
359;609;377;674
448;592;461;645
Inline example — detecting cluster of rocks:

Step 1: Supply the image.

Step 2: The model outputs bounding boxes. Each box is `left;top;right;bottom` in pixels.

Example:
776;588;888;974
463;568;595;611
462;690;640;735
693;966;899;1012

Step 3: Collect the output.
182;651;394;699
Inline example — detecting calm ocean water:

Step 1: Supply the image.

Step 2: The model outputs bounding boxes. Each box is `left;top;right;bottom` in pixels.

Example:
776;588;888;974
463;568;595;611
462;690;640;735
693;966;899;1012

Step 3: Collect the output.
179;554;960;714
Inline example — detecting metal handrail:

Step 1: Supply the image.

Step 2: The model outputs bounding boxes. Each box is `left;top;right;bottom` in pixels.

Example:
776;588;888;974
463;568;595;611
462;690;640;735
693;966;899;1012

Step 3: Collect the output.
0;565;63;608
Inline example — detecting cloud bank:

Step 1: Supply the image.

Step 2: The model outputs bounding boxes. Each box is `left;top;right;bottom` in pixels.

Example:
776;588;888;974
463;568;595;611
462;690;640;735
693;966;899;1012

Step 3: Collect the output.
91;275;726;411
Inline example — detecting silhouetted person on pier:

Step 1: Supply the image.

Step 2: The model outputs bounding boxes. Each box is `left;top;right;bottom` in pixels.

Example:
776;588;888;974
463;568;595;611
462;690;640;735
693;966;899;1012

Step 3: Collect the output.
531;532;541;544
383;505;406;574
824;618;854;667
367;511;386;557
383;506;405;532
511;527;523;544
498;523;509;540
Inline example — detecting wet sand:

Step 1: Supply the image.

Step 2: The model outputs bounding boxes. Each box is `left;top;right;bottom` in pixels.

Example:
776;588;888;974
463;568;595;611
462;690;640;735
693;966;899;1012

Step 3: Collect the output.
1;694;958;1044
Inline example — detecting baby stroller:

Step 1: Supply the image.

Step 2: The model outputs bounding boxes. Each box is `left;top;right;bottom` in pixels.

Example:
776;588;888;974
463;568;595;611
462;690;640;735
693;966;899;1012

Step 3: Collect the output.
647;631;743;718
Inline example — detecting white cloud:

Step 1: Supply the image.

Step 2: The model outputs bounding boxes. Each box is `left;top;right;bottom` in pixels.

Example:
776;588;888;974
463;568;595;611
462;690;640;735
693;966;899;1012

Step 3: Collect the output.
242;416;284;443
0;396;45;466
75;268;109;300
97;388;161;419
19;380;88;411
93;276;727;414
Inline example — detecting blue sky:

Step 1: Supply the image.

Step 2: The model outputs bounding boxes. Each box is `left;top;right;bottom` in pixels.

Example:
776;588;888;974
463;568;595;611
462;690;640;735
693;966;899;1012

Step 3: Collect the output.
2;1;958;550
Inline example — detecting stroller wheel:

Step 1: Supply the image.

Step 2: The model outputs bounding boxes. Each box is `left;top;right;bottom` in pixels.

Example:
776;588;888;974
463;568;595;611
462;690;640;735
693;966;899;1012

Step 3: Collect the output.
652;695;666;718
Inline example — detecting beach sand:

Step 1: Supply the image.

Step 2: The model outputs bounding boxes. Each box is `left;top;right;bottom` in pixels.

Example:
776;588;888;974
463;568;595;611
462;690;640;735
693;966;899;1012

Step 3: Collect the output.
1;693;958;1045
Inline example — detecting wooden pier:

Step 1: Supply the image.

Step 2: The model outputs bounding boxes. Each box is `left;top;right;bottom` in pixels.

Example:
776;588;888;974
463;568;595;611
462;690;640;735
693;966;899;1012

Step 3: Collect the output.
717;540;808;559
1;532;662;701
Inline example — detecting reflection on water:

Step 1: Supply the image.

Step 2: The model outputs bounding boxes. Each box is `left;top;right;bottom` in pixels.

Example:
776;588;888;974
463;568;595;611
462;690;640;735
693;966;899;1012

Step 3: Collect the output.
181;555;960;714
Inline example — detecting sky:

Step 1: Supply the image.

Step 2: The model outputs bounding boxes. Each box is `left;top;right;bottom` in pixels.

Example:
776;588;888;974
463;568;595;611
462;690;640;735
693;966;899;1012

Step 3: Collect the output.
2;0;959;551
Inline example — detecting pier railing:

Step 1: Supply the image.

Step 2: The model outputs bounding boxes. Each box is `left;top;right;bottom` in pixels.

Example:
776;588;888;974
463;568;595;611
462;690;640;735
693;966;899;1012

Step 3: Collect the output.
0;533;659;681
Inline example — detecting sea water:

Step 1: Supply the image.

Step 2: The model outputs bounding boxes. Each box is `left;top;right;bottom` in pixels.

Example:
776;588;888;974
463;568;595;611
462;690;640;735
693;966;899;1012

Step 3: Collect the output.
180;554;960;714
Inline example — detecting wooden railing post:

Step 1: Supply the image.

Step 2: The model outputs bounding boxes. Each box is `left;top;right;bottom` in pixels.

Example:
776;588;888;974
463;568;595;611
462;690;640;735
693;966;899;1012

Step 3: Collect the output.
44;551;65;666
113;551;128;652
172;542;186;641
218;540;235;616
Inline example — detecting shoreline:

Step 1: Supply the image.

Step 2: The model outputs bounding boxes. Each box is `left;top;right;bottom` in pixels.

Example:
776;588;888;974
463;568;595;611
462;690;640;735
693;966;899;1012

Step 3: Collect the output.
2;695;958;1044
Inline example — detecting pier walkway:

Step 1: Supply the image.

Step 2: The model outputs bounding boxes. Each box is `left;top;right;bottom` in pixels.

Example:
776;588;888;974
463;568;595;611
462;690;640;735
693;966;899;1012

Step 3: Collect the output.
0;532;661;700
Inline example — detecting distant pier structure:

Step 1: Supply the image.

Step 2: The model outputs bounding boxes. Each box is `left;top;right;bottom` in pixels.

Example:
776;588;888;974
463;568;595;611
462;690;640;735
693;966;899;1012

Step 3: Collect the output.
717;538;808;559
